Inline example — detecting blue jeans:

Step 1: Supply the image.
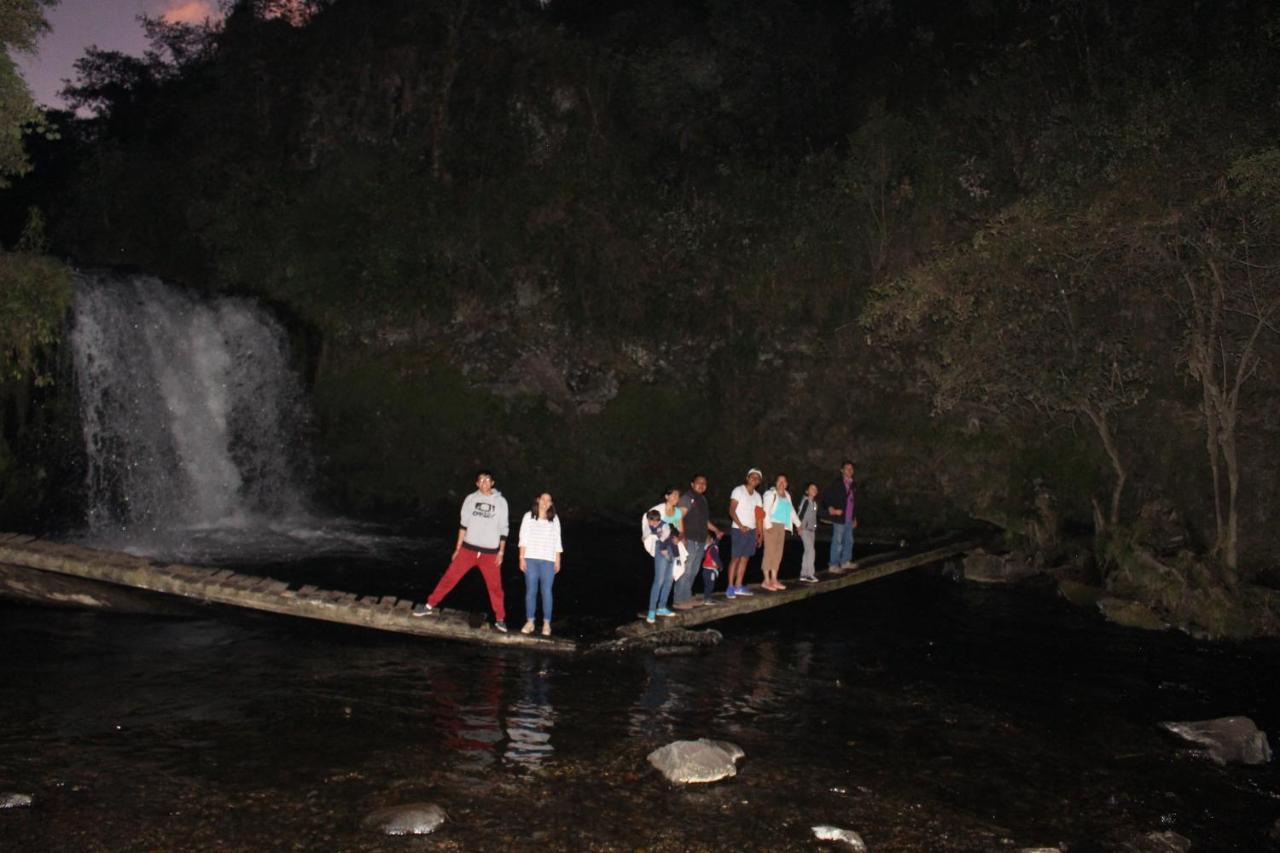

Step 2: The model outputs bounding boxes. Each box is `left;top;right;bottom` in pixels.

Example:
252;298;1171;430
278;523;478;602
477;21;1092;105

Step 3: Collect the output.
673;540;705;604
524;558;555;621
829;522;854;567
648;551;675;613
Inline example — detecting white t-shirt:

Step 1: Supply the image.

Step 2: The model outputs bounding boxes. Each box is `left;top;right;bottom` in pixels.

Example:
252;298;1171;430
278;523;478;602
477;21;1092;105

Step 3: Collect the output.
730;485;763;529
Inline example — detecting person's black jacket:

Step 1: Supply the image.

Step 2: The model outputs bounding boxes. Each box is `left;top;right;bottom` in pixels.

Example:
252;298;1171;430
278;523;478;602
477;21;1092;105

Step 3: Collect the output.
820;477;856;525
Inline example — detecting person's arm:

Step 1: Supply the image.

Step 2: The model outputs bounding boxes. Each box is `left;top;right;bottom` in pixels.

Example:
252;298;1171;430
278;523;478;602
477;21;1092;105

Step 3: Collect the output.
518;514;529;571
554;517;563;573
728;499;740;530
453;527;466;557
677;508;686;540
497;498;509;562
707;519;723;538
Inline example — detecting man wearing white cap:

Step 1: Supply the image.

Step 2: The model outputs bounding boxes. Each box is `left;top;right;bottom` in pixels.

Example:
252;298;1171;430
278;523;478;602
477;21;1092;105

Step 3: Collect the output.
726;468;764;598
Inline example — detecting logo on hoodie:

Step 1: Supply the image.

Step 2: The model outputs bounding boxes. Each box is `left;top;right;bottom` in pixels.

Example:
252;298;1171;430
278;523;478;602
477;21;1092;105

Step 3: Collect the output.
472;501;496;518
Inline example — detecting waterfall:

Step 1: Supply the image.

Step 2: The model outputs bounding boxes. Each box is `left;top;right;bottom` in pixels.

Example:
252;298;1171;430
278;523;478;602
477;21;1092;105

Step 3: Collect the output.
70;271;310;537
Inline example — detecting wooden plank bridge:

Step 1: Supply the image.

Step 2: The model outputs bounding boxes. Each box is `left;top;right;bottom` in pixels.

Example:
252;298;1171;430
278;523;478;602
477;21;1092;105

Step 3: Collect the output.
0;532;983;653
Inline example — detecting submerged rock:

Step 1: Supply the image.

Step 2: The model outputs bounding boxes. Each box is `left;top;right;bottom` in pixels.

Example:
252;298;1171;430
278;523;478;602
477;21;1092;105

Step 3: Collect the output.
0;792;32;809
812;825;867;850
962;549;1042;584
1097;596;1169;631
1160;716;1272;765
362;802;447;835
648;738;744;784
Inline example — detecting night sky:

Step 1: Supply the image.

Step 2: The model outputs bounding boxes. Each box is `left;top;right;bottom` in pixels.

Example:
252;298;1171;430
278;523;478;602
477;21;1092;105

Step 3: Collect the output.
15;0;221;109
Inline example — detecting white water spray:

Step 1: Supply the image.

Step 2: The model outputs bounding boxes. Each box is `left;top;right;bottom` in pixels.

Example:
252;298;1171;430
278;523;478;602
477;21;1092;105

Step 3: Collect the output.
70;271;309;538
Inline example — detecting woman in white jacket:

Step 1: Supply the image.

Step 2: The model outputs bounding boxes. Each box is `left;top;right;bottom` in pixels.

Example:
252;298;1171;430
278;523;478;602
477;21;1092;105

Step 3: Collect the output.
760;473;802;591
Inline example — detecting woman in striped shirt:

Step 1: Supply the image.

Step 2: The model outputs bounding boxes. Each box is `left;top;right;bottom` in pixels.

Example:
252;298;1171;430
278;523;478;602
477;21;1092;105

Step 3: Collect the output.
518;492;563;636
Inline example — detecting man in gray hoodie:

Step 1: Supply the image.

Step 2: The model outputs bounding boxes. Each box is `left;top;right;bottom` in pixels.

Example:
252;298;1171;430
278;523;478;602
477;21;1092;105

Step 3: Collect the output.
414;470;511;631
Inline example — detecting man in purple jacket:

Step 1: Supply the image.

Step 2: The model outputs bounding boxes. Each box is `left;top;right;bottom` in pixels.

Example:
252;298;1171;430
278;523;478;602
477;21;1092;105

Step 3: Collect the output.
820;460;858;570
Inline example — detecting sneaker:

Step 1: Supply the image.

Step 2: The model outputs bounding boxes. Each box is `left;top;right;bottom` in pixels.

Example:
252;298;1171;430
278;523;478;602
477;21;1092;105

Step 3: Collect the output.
646;611;656;624
736;587;754;596
411;602;435;617
725;587;737;599
521;619;535;634
655;607;676;617
798;576;819;583
702;598;718;606
542;622;552;637
494;620;508;633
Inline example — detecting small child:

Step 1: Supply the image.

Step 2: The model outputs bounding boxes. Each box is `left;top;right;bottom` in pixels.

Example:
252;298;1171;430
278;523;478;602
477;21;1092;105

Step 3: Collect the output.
700;534;723;604
647;510;681;561
797;482;820;582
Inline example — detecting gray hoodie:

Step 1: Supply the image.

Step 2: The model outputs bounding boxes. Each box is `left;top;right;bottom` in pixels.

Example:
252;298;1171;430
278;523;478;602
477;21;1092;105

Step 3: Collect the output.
460;489;509;552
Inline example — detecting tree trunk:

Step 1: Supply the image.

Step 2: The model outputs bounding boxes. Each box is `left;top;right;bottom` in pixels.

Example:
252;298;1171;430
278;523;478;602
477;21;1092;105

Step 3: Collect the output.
1080;401;1126;528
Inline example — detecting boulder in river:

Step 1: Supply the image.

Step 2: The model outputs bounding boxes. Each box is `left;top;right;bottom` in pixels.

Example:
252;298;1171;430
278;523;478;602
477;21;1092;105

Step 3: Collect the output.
1160;716;1272;765
362;802;448;835
647;738;744;784
961;549;1042;584
812;825;867;850
0;793;32;809
1097;596;1169;631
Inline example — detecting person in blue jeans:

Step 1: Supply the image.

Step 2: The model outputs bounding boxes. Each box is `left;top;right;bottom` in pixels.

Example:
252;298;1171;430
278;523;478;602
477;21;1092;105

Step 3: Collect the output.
641;487;684;623
673;474;725;609
820;460;858;569
518;492;562;637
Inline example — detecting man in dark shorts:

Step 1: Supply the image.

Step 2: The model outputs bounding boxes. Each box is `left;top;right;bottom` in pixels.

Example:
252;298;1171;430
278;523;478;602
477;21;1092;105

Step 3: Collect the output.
726;468;763;598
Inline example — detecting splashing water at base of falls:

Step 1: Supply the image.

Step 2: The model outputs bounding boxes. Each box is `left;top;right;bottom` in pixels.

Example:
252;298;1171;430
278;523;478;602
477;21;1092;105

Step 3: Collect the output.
70;272;312;553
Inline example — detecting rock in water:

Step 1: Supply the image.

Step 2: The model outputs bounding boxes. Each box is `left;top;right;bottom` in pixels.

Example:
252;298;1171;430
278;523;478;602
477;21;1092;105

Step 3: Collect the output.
647;739;744;784
1160;716;1272;765
812;825;867;850
0;793;32;809
362;802;447;835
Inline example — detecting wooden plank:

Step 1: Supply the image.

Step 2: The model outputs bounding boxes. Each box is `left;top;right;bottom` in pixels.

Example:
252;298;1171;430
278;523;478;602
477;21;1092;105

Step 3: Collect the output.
298;584;319;596
394;599;413;615
616;537;984;638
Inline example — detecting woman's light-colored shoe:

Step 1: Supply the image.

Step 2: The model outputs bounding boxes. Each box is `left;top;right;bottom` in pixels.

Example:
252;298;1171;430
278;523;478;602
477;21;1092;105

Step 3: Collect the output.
542;622;551;637
521;619;535;634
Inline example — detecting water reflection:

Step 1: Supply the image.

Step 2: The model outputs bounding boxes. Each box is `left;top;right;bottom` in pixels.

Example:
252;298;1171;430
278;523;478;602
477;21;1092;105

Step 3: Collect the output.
504;657;557;770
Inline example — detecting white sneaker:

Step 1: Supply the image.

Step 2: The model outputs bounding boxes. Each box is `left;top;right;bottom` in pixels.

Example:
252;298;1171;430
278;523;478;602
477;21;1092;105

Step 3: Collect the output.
411;602;435;617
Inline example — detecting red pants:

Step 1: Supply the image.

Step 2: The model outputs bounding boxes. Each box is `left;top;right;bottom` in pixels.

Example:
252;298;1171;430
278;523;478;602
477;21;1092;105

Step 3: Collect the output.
427;547;505;620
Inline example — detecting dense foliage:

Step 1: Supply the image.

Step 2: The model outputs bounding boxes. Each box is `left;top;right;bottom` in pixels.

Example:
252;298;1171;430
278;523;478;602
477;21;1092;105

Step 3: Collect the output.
4;1;1280;598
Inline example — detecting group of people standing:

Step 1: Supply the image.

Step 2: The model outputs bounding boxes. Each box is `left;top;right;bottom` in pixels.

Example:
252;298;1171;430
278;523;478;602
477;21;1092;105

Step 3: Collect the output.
641;461;859;624
410;460;859;633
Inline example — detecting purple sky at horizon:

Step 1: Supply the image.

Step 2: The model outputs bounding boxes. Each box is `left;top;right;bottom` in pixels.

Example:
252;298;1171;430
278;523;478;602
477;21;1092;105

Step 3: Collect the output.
15;0;222;109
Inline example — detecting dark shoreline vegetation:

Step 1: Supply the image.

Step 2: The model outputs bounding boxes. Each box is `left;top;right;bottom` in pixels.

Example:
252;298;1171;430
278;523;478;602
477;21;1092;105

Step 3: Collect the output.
2;0;1280;638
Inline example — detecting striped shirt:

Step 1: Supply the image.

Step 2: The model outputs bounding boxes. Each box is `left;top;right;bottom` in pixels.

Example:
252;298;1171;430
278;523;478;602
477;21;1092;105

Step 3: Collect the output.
518;513;563;562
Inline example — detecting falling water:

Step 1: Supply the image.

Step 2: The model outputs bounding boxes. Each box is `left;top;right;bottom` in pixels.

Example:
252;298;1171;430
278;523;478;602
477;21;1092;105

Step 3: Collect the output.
69;271;310;539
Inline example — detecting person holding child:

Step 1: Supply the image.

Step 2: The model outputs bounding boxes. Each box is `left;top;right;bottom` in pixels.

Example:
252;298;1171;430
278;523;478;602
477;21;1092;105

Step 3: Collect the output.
641;487;685;623
518;492;562;636
673;474;724;610
760;473;802;591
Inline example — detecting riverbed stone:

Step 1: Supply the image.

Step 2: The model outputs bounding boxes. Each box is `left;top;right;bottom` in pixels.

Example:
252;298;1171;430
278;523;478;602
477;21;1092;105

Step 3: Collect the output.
1097;596;1169;631
962;549;1041;583
362;802;447;835
812;825;867;850
647;738;744;784
1160;716;1272;765
0;793;32;809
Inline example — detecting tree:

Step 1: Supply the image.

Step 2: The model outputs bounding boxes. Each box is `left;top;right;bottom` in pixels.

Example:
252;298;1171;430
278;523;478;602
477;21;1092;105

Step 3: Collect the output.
863;196;1151;532
1142;152;1280;576
0;0;56;185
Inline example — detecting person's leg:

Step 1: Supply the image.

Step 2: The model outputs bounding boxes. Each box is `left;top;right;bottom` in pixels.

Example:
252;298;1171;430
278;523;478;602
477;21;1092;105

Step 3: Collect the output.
428;549;479;607
657;553;675;612
539;561;555;623
767;526;786;587
524;562;538;624
702;566;717;601
841;524;855;565
475;552;506;622
648;553;668;614
800;529;816;579
760;526;777;586
677;540;704;607
829;523;848;568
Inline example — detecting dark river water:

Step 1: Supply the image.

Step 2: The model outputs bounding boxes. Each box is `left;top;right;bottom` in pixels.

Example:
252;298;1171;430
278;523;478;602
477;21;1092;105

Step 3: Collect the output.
1;528;1278;851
